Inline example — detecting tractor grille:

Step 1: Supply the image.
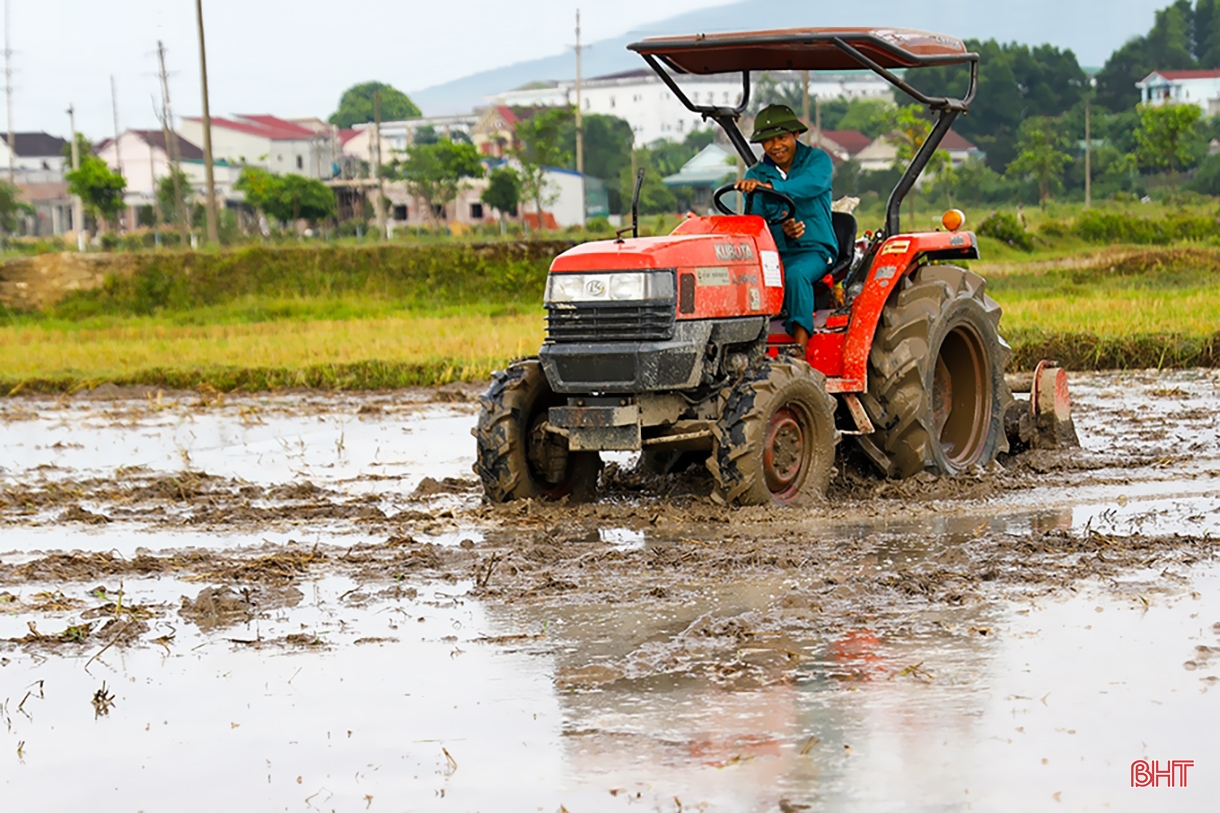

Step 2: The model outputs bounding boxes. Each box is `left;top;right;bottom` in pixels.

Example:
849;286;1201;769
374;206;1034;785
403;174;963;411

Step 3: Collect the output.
545;302;676;343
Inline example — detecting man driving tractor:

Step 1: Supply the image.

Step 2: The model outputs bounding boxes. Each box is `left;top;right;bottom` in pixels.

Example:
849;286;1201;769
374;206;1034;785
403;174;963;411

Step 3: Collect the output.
735;103;837;352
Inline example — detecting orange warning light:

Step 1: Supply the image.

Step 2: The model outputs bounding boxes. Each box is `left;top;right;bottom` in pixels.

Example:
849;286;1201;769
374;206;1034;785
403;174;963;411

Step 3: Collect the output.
941;209;966;231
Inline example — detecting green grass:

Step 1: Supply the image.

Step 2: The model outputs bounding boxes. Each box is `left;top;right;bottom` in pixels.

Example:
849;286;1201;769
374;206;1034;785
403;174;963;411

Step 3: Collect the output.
1;229;1218;393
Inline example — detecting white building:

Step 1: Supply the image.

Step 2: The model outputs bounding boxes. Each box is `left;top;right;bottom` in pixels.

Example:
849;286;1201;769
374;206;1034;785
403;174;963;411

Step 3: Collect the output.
339;114;479;169
490;69;893;147
0;132;69;178
1136;69;1220;115
94;129;243;210
179;115;337;180
855;130;982;174
0;133;74;235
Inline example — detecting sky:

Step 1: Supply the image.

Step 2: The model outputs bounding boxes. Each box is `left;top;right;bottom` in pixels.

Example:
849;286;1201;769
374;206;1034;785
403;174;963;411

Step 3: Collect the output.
4;0;1171;141
8;0;734;141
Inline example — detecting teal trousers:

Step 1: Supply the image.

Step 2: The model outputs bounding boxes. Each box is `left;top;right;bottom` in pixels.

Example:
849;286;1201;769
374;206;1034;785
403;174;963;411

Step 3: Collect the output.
782;250;835;336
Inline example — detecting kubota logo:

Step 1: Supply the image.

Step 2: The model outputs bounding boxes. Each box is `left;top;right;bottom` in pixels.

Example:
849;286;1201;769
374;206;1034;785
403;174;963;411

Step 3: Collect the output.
1130;760;1194;787
715;243;755;262
585;279;606;297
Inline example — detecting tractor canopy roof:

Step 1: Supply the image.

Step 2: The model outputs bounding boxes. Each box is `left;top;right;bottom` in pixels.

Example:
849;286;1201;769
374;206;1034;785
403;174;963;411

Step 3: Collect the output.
628;27;973;74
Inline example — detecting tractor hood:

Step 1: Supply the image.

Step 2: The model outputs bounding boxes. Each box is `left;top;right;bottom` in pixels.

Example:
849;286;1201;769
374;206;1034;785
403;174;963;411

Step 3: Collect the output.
550;216;778;273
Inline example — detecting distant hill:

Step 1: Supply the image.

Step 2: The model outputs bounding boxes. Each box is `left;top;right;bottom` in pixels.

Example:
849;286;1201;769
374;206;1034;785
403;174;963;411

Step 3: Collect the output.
410;0;1167;115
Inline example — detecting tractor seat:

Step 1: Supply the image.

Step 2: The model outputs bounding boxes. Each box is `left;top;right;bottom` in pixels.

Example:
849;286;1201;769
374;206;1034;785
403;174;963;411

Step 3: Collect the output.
820;211;857;292
769;212;859;337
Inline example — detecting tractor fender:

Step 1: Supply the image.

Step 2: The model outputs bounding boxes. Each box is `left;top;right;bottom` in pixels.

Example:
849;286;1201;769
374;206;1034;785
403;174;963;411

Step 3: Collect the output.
836;231;979;392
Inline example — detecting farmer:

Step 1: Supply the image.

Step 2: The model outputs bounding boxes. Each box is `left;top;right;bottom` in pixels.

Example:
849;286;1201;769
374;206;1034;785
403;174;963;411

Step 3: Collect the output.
735;104;836;352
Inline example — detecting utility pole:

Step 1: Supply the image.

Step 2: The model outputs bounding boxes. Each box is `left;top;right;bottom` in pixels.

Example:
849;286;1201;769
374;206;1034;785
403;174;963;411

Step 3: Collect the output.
373;90;386;239
574;9;583;175
814;95;822;149
157;40;189;246
5;0;13;183
67;104;84;248
194;0;219;244
1084;98;1092;210
801;70;810;145
110;76;123;178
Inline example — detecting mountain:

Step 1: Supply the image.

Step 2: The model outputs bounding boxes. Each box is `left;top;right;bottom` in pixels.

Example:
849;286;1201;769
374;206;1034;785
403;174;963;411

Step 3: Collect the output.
410;0;1167;115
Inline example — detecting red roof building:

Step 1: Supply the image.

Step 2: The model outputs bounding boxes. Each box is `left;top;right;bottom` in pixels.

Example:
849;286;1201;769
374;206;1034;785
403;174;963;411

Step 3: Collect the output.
178;114;337;179
1137;69;1220;114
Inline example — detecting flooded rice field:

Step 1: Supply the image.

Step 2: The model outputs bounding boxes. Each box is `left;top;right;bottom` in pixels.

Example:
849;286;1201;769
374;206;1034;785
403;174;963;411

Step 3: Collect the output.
1;370;1217;811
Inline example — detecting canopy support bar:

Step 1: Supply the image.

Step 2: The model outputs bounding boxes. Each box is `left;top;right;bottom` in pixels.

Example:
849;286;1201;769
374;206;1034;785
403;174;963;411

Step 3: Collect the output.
641;55;757;166
636;32;980;231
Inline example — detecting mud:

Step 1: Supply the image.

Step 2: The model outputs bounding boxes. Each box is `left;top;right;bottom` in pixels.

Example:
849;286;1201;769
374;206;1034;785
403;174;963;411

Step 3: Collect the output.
0;370;1217;810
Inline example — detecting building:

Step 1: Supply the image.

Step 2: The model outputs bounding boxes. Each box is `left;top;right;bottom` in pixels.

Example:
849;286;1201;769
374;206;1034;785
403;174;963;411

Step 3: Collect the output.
1136;69;1220;115
340;114;478;169
855;130;981;173
471;105;534;158
661;143;736;212
94;129;244;226
814;130;873;162
0;132;73;236
489;69;894;147
0;132;69;179
178;114;338;179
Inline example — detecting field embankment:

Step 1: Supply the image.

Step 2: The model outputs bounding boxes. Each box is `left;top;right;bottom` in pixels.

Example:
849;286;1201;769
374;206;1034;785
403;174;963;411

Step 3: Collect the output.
0;238;1216;393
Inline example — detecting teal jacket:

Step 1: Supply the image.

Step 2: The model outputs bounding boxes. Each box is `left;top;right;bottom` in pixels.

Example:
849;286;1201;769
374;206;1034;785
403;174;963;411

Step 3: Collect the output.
744;142;837;260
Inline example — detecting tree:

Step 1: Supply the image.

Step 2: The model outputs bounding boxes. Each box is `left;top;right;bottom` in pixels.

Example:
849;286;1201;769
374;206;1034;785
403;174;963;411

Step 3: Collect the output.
1096;1;1197;110
329;82;421;128
65;155;126;232
557;113;635;181
236;166;336;225
1197;0;1220;65
904;39;1086;169
0;180;33;234
1006;117;1072;206
889;105;952;218
156;166;194;226
833;99;897;139
515;108;573;227
1134;102;1204;175
481;166;521;223
413;125;439;146
395;138;485;227
1188;150;1220;192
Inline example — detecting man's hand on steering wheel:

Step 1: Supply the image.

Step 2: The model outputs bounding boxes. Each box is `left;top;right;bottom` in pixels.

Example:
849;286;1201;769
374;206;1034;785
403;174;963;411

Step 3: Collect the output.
734;179;771;194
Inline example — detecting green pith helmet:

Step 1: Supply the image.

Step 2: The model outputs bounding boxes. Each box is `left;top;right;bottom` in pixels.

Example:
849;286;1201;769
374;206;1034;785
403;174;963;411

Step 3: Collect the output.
749;104;809;143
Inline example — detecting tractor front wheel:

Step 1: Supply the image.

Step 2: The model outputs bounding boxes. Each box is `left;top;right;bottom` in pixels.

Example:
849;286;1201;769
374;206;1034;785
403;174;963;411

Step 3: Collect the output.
709;359;838;506
473;360;601;502
857;264;1013;478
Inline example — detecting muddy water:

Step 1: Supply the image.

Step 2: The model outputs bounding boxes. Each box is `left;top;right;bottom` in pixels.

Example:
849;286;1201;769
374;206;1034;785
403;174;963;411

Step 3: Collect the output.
1;371;1218;811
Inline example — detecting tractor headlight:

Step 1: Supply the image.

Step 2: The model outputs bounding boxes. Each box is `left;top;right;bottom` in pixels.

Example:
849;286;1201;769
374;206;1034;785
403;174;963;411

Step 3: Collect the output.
545;271;674;304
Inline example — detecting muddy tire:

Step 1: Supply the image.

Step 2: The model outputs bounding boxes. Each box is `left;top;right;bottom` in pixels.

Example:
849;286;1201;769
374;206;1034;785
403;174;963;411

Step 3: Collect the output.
473;360;601;502
856;264;1013;478
708;359;838;506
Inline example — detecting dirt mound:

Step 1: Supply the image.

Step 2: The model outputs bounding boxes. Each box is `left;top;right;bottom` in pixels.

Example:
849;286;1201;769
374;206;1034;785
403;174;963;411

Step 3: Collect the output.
179;585;304;630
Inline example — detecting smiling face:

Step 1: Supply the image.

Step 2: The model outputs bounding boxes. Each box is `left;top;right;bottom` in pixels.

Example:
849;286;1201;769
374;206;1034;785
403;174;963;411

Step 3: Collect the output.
761;132;798;172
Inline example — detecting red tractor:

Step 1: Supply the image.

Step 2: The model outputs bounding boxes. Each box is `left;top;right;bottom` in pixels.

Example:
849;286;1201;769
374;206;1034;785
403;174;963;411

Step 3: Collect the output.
476;27;1065;506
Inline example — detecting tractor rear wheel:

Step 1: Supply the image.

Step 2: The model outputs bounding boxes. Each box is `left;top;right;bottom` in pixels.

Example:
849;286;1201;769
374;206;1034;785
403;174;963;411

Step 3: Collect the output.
709;359;838;506
857;264;1013;479
473;360;601;502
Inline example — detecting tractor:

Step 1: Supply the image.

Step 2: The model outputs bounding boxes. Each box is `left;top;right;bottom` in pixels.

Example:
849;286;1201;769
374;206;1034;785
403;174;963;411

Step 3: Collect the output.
474;27;1073;506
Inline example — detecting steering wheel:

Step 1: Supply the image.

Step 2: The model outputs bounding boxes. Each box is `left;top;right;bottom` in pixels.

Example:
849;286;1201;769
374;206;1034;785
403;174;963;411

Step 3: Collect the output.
713;182;796;225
